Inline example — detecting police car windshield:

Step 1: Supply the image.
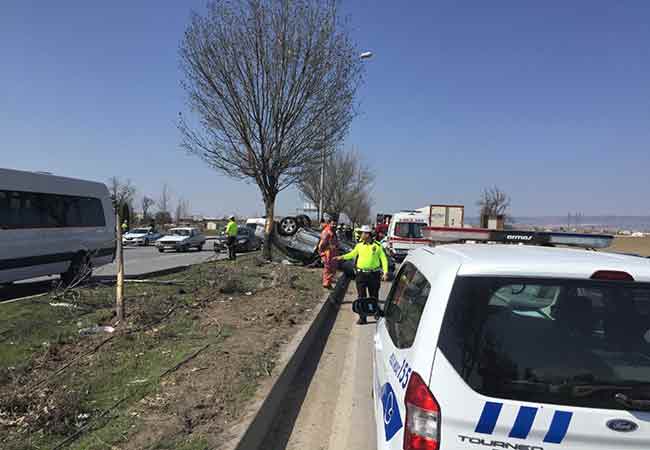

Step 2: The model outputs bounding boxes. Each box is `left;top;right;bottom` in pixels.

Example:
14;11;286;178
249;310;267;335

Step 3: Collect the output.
171;229;191;236
131;228;150;234
394;222;425;238
438;276;650;410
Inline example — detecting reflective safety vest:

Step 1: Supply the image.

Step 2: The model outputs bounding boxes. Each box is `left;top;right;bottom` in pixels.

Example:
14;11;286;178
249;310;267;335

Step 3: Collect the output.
226;220;238;237
341;240;388;273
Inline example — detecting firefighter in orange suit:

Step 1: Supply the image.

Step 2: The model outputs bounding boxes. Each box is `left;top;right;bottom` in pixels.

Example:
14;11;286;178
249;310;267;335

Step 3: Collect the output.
318;213;338;289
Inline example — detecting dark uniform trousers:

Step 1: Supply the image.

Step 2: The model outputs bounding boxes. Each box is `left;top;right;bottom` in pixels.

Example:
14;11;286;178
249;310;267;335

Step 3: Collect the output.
227;236;237;260
355;270;381;322
355;270;381;300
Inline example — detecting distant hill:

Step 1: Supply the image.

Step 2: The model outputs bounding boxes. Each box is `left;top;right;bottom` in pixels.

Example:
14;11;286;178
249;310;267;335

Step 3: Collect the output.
465;216;650;231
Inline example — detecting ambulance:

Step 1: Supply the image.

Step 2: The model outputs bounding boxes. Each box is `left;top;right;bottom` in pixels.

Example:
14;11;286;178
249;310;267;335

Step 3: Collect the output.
354;229;650;450
384;211;430;262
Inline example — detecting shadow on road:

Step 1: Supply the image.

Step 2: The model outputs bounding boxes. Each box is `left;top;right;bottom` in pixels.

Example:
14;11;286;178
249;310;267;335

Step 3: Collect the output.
263;303;340;450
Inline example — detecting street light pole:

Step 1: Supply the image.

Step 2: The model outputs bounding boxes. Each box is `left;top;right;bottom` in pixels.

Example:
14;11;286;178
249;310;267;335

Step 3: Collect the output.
317;51;372;222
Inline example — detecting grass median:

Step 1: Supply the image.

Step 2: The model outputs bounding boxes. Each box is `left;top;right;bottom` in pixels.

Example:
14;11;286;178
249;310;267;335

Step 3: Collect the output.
0;254;323;450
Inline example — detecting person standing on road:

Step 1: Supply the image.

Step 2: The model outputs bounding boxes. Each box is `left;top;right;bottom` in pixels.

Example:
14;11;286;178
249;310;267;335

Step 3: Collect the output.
121;220;128;234
225;215;238;261
337;225;389;324
318;214;339;289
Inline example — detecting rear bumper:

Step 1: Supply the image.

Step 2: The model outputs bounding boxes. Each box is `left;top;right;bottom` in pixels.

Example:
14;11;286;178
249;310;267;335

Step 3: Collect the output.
123;239;146;246
157;242;185;250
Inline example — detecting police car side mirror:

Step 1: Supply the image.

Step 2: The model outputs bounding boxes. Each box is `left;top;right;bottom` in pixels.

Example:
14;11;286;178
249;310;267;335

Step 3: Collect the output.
352;297;383;317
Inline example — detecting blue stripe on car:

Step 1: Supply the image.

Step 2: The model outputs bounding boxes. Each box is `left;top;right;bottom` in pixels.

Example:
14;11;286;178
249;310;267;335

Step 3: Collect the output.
543;410;573;444
509;406;538;439
475;402;503;434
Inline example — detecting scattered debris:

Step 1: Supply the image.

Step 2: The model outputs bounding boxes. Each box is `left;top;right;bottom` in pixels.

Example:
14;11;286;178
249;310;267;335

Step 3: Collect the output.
124;279;185;285
271;264;298;289
48;302;76;308
78;326;115;336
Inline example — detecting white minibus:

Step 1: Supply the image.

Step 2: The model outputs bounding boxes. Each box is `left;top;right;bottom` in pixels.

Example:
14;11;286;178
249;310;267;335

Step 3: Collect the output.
0;168;116;284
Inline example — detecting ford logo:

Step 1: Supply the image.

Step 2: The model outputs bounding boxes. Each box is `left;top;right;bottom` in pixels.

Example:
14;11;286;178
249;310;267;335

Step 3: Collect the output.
606;419;638;432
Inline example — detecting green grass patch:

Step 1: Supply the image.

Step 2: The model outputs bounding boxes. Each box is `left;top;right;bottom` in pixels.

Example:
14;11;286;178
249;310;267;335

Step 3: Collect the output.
0;254;322;449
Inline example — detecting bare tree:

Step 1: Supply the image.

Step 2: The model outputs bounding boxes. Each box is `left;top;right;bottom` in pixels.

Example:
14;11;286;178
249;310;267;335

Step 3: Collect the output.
141;196;155;223
175;198;191;223
108;177;136;323
158;183;172;216
299;157;334;218
155;210;173;226
477;186;511;224
345;190;372;227
299;148;374;219
179;0;363;259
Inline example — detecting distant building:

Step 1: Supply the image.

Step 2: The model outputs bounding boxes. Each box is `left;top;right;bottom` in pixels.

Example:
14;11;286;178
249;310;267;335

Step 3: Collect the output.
480;214;505;230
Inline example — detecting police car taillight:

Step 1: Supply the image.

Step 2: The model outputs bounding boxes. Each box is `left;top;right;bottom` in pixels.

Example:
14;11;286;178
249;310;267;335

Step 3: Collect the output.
591;270;634;281
404;372;440;450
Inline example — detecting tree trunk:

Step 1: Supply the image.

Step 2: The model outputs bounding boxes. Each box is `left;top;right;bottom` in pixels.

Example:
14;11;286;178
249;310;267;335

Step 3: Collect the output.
262;199;275;261
115;212;125;322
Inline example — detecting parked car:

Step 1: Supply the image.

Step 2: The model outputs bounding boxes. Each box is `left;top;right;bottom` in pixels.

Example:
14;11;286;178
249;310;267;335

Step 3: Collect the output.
156;227;205;253
213;228;262;253
353;231;649;450
122;227;162;246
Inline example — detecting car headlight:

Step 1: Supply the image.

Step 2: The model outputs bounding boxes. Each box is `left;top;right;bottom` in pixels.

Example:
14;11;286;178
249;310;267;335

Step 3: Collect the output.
238;239;247;244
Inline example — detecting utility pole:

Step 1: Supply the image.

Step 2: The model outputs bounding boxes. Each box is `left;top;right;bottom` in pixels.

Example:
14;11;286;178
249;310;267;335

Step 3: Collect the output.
115;209;125;322
318;147;325;221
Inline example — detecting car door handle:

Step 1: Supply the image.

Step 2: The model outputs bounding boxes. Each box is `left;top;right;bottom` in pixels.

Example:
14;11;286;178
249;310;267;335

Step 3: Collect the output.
374;334;383;351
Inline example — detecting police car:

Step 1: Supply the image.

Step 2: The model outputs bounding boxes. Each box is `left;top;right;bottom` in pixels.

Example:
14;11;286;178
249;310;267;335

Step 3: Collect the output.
353;228;650;450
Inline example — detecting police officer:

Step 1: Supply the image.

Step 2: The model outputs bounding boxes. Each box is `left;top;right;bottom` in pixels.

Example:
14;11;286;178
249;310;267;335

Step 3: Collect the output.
225;215;238;261
337;225;389;324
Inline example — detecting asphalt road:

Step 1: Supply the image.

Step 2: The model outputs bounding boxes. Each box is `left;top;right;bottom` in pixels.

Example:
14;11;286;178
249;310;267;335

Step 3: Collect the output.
266;282;390;450
94;244;220;277
0;245;225;303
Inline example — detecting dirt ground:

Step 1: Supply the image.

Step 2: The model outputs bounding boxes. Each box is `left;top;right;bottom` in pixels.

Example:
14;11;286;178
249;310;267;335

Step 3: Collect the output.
606;236;650;257
0;254;323;450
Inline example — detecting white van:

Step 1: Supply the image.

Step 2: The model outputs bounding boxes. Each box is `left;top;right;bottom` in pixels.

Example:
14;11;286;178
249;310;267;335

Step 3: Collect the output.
385;210;430;261
355;231;650;450
0;168;116;284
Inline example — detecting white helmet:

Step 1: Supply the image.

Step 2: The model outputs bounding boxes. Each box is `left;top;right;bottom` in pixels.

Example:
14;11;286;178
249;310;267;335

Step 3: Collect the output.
359;225;373;233
228;214;235;220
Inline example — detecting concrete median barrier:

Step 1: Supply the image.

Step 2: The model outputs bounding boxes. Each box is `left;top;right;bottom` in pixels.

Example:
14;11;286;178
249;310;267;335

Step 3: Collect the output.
222;291;340;450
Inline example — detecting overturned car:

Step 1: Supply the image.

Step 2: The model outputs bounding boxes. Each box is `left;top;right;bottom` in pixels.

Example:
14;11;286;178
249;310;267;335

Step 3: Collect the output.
251;215;395;276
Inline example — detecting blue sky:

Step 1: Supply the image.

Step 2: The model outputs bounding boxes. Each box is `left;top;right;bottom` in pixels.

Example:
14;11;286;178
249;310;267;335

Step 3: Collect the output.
2;1;649;217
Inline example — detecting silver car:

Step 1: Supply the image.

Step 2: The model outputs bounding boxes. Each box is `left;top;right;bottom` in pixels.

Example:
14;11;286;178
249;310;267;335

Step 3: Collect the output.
156;227;206;253
122;227;162;246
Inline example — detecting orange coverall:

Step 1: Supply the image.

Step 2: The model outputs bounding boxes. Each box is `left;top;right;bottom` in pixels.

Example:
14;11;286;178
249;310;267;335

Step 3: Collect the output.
319;224;339;288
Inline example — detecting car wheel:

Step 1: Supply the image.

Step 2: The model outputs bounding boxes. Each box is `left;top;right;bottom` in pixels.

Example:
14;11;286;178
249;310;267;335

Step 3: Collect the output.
278;216;299;236
296;214;312;229
197;244;204;251
158;248;165;253
61;252;91;286
144;238;150;246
